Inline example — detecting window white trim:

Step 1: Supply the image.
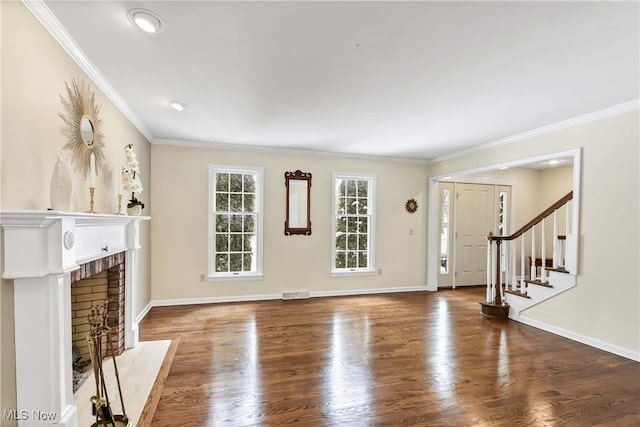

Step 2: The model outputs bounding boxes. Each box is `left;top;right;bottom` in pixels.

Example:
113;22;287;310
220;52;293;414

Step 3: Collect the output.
330;270;377;278
208;165;264;280
331;172;376;275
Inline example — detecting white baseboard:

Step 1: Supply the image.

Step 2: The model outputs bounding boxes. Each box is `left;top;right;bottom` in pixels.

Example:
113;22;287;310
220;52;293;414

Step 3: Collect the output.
311;285;427;298
146;285;428;310
135;301;153;323
517;315;640;362
150;293;282;307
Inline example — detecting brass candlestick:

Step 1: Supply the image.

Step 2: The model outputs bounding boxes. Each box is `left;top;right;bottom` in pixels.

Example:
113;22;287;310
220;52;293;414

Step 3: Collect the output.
87;187;96;213
114;193;124;215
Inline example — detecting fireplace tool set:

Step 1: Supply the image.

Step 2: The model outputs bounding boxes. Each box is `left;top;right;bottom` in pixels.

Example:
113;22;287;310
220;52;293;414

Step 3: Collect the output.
87;301;131;427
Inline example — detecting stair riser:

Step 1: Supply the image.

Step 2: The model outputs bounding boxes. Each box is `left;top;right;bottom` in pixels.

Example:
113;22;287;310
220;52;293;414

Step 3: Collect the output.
504;271;577;318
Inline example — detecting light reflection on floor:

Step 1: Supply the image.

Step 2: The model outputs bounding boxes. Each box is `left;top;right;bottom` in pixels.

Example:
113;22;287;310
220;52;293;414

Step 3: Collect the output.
428;298;458;404
498;329;510;384
209;314;262;424
322;311;372;424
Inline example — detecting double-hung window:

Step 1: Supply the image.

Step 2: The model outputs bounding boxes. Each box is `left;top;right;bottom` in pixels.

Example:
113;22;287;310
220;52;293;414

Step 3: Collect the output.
331;173;375;274
209;166;263;279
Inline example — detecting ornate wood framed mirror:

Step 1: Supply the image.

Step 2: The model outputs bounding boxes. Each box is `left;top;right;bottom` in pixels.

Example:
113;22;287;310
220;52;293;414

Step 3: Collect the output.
284;170;312;235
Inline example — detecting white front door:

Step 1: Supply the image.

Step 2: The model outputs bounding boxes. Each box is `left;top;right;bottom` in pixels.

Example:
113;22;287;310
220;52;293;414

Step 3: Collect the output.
455;183;495;286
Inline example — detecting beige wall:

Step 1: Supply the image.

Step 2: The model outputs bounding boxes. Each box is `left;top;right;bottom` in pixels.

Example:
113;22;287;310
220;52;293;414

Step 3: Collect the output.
0;2;152;418
538;165;573;253
539;165;573;207
429;110;640;356
151;144;428;301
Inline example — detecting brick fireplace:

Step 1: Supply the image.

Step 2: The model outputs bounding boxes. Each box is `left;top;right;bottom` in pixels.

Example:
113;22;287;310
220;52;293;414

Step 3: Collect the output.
71;252;126;359
0;211;149;426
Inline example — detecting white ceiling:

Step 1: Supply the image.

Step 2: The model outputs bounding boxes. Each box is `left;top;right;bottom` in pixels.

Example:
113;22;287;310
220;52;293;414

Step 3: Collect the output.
42;0;639;161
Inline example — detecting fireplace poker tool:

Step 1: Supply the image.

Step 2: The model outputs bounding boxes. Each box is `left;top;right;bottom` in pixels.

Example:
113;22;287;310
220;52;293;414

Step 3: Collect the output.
87;301;130;427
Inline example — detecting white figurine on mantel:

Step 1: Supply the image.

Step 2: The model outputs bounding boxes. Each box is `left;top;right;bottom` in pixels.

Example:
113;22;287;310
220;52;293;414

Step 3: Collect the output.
50;155;74;211
122;144;144;215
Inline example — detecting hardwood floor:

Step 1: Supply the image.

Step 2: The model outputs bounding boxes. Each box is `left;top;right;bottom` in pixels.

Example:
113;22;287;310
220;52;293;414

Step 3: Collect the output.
139;288;640;426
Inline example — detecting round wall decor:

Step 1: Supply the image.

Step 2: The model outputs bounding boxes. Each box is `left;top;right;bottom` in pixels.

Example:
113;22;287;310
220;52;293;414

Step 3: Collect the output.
59;78;105;179
405;198;418;214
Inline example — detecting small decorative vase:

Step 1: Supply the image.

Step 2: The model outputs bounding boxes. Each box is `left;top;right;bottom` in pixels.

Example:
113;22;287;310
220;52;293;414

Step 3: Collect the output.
50;155;74;211
127;205;142;216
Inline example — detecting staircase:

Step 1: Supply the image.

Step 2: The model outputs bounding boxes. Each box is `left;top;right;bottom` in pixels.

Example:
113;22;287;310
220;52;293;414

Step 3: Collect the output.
480;191;577;319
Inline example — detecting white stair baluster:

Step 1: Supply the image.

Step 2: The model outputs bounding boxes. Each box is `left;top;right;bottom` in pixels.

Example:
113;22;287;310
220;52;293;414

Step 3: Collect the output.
504;239;510;292
531;225;536;279
511;240;517;292
520;236;526;293
553;210;558;268
565;200;571;267
541;218;546;282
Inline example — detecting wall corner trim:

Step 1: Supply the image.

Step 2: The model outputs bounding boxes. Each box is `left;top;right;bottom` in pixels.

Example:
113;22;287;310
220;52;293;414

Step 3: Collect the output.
135;301;153;324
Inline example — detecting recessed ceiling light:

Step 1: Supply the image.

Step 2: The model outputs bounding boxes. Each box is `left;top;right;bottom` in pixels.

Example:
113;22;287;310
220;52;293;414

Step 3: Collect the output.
168;100;186;112
128;9;164;34
499;166;510;170
547;159;564;165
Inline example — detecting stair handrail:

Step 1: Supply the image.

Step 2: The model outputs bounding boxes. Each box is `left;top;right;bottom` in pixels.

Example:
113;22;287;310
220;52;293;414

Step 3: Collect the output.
481;190;574;317
489;191;573;242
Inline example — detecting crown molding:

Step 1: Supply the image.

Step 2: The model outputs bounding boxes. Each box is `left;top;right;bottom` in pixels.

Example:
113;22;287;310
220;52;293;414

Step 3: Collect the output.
22;0;154;142
152;138;431;164
429;99;640;164
157;98;638;165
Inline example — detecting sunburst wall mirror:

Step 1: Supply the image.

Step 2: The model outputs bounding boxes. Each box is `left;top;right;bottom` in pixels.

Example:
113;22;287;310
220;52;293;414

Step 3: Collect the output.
59;78;105;178
405;198;418;214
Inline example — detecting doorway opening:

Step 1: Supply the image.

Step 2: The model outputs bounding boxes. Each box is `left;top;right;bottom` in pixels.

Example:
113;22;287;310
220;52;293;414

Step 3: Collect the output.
427;148;581;291
437;181;512;288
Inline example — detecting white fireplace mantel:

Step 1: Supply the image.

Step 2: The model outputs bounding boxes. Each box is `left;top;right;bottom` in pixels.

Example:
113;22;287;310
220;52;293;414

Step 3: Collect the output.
1;210;150;426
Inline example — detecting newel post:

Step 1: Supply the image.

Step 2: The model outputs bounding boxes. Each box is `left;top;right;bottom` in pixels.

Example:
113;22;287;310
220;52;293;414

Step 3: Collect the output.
494;238;502;306
479;232;509;319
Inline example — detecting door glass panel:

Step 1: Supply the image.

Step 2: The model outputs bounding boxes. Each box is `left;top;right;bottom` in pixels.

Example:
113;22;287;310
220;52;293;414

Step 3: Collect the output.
440;188;450;274
498;191;507;236
498;191;508;271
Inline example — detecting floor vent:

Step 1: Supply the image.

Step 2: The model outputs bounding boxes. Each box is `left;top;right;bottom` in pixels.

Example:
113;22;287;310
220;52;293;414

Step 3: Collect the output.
282;291;310;300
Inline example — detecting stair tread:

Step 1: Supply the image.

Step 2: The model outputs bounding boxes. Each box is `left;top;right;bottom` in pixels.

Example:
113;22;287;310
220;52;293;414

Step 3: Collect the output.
505;289;531;299
546;267;569;274
523;278;553;288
